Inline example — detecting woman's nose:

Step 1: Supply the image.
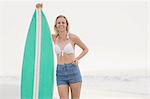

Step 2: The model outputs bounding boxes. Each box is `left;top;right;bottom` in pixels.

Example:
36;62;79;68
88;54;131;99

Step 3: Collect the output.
60;23;63;25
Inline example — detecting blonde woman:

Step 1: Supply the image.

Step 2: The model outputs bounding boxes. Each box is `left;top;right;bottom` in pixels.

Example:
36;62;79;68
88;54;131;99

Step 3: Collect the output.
52;15;89;99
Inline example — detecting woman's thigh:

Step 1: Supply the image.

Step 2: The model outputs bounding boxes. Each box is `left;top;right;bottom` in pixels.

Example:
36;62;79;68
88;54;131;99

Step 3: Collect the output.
70;82;82;99
57;85;69;99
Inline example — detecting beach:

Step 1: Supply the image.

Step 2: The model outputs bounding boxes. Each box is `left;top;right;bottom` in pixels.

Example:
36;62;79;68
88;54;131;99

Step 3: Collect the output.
0;74;150;99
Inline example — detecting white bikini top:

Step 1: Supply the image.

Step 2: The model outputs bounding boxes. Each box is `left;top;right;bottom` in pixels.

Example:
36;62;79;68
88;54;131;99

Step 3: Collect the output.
54;34;75;56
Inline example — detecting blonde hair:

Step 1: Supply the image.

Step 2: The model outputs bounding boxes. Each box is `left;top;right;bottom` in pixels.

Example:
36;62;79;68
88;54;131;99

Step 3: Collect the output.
54;15;69;37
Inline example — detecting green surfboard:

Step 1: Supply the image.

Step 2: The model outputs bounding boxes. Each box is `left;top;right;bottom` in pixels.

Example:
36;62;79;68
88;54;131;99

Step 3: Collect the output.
21;9;54;99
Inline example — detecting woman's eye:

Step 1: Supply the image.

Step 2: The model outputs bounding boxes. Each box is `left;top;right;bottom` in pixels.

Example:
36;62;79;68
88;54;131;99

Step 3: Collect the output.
57;22;65;24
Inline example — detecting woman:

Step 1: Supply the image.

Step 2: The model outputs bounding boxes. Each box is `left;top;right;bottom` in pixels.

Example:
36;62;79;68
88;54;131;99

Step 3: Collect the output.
52;15;89;99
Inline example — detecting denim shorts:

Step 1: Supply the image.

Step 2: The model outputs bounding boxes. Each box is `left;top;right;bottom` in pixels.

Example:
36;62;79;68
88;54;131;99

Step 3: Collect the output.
56;63;82;86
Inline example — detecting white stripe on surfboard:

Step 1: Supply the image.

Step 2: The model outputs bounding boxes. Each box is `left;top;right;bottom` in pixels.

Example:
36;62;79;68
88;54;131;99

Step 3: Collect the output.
33;9;41;99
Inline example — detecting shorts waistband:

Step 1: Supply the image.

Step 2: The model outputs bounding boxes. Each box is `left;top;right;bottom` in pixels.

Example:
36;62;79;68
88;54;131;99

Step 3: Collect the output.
57;63;74;66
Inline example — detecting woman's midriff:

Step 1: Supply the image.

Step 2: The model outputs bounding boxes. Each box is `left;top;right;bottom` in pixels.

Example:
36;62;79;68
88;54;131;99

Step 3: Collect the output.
57;54;75;64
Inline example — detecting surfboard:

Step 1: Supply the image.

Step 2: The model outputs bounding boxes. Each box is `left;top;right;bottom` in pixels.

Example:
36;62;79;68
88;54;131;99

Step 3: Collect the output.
21;9;54;99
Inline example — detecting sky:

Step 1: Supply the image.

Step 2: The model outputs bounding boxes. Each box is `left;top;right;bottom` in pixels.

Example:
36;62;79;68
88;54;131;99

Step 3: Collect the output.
0;0;149;76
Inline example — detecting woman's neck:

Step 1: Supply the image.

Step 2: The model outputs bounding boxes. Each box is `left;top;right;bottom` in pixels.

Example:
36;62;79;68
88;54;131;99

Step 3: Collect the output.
59;31;67;40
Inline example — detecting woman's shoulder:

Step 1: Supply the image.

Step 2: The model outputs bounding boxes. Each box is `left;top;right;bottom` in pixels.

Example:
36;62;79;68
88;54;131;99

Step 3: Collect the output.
52;34;57;37
69;33;80;40
69;33;80;43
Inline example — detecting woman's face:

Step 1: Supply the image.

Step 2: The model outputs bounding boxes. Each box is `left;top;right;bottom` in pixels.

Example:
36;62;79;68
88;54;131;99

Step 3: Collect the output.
56;17;67;33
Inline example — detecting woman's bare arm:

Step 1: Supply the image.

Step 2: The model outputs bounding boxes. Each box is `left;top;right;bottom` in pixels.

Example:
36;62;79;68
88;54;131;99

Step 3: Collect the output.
71;33;89;61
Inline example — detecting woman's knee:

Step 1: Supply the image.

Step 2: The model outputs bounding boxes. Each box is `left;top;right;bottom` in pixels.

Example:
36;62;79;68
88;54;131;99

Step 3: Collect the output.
60;96;69;99
71;96;80;99
59;93;69;99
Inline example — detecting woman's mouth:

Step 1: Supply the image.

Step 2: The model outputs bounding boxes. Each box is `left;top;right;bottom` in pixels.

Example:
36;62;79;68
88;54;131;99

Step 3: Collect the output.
59;26;64;29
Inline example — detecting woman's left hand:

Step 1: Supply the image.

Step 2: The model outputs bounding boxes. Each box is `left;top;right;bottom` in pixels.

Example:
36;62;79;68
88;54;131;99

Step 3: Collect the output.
72;58;79;65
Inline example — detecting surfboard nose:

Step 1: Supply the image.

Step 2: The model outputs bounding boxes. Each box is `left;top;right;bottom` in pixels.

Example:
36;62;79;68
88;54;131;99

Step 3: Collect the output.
36;3;43;10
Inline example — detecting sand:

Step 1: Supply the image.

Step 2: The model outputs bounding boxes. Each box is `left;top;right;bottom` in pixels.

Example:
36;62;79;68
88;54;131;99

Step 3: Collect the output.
0;75;150;99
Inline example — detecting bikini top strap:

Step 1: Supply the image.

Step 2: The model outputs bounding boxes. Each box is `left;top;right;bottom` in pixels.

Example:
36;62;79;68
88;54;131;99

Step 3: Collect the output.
55;32;70;43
